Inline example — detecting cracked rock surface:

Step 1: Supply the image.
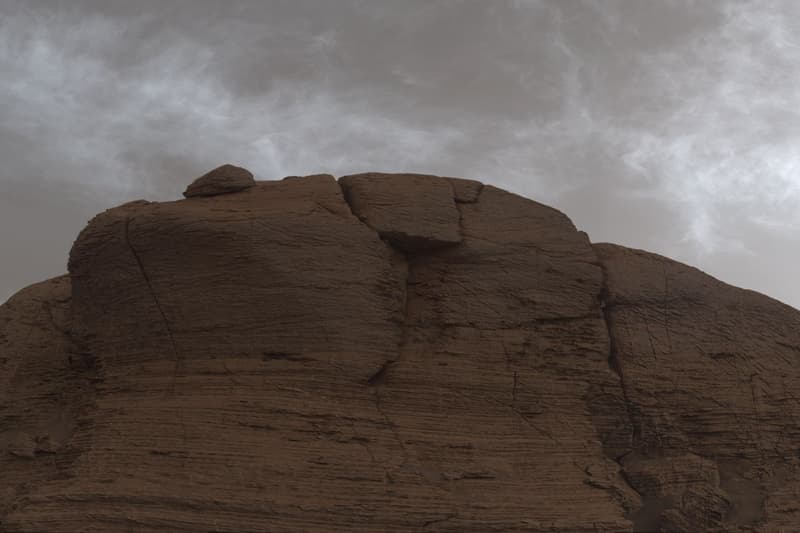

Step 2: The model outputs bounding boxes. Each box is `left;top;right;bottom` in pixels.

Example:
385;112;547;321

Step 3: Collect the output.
595;243;800;531
0;173;798;532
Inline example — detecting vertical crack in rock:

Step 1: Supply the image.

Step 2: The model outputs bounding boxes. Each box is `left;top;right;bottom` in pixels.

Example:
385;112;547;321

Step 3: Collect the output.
601;295;639;456
453;181;534;433
450;181;466;238
372;384;410;469
370;252;413;471
338;177;458;501
336;176;370;228
394;254;413;368
337;178;414;470
598;261;646;524
336;177;413;375
123;217;181;396
449;179;484;240
598;271;639;457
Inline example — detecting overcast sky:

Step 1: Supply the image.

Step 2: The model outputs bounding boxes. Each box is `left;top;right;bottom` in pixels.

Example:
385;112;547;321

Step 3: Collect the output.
1;0;799;309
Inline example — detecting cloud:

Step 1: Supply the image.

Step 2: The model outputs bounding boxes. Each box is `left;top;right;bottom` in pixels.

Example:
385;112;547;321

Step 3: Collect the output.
1;0;799;309
610;0;800;253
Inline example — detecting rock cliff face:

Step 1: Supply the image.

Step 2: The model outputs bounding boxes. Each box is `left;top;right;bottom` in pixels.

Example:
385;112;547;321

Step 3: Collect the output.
1;171;799;532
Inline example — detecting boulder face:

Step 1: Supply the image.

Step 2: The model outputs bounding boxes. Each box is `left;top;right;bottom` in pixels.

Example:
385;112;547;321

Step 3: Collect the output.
1;171;799;532
182;163;255;198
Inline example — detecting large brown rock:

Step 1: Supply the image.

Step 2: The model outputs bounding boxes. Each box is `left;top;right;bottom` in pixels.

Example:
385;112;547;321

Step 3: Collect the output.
0;172;798;532
182;164;255;198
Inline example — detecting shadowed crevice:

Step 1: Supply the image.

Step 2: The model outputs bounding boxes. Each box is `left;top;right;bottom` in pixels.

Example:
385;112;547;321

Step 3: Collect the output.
123;216;181;396
336;177;413;381
596;256;647;527
448;179;484;241
367;360;394;386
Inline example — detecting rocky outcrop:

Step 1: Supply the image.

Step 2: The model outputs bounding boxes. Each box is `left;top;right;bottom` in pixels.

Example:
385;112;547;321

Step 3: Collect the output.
0;171;798;532
595;243;800;531
182;164;255;198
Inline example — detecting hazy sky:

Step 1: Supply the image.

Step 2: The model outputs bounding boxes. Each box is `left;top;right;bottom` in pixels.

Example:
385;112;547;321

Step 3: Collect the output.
2;0;799;309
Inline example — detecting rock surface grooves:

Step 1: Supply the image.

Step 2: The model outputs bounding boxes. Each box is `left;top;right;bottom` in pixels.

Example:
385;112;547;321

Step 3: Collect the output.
1;171;799;532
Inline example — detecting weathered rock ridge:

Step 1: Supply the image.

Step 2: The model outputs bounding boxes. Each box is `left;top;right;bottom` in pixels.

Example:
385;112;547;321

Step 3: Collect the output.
1;170;799;532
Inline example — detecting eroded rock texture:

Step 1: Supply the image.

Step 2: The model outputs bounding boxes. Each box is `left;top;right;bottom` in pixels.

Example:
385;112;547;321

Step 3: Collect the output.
0;172;798;532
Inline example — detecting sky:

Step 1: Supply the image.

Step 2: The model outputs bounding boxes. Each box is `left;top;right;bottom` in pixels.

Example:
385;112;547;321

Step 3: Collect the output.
1;0;799;309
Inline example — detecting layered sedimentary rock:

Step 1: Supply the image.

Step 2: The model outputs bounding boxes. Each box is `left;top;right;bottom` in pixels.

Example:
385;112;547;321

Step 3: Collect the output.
596;244;800;531
1;171;798;532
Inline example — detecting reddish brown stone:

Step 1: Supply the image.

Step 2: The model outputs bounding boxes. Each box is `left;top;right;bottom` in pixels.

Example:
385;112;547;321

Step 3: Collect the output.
183;164;255;198
0;174;798;532
339;173;461;252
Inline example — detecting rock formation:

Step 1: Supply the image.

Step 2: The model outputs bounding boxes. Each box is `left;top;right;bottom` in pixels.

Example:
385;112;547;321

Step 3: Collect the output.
1;169;798;532
182;164;255;198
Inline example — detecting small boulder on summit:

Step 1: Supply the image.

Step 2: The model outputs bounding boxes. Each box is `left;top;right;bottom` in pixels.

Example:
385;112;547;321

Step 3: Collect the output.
183;164;255;198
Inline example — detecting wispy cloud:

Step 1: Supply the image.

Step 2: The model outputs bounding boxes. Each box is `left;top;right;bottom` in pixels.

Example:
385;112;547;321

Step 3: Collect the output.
1;0;799;308
613;0;800;253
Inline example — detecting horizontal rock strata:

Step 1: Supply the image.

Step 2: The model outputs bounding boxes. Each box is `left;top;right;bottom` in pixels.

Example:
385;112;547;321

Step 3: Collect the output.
0;171;798;532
